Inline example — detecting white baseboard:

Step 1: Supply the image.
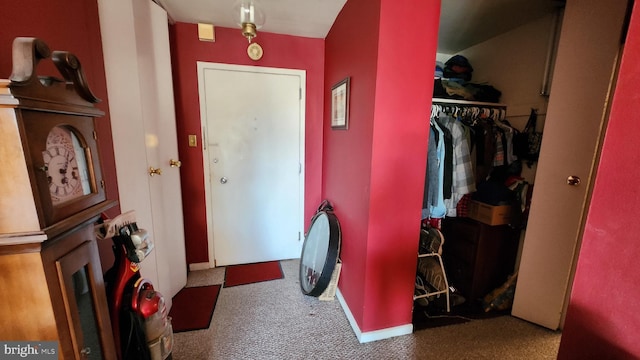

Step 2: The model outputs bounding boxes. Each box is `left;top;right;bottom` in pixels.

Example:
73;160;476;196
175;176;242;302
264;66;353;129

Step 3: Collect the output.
188;262;211;271
336;289;413;343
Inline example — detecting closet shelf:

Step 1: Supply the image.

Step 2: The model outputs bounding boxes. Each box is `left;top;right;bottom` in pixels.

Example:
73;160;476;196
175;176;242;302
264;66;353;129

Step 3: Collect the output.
432;98;507;108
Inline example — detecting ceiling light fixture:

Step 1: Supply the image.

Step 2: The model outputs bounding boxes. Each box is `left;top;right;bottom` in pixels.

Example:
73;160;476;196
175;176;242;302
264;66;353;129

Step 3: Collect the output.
233;0;265;43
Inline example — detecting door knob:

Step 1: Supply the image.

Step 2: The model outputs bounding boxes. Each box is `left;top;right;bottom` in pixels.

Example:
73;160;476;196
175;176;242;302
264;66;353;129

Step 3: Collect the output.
220;177;228;184
169;159;182;168
149;167;162;176
567;175;581;186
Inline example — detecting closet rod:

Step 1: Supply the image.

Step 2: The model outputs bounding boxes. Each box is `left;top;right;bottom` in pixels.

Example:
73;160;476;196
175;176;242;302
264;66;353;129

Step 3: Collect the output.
432;98;507;108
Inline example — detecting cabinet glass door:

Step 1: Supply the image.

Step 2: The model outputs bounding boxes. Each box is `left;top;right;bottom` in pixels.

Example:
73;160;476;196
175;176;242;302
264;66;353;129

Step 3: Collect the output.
72;267;103;359
57;240;114;359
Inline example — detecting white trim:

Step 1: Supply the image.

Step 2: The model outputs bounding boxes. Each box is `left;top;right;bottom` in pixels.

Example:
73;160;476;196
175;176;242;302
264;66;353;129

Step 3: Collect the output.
196;62;306;266
188;262;212;271
336;289;414;343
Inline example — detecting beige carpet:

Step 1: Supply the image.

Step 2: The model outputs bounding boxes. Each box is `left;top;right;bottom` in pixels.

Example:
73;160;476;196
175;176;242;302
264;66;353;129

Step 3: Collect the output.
171;259;561;359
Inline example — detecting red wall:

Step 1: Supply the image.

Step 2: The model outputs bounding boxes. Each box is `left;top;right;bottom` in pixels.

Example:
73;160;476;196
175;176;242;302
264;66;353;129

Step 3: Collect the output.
324;0;440;332
323;0;380;328
169;24;325;264
557;1;640;358
1;0;120;269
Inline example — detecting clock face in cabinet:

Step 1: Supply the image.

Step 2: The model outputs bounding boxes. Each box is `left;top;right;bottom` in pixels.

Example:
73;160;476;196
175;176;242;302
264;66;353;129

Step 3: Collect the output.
21;110;106;227
42;126;91;204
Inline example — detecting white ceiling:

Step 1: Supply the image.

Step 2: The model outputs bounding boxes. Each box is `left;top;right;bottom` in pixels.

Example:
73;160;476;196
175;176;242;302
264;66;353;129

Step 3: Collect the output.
438;0;564;54
156;0;562;52
155;0;348;39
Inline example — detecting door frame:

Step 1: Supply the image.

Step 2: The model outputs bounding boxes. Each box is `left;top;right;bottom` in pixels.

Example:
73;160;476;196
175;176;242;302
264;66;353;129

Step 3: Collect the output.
196;62;306;268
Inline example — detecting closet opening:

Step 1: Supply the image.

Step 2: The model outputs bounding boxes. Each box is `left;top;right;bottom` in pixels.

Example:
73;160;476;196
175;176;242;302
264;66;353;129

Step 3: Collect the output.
414;0;629;332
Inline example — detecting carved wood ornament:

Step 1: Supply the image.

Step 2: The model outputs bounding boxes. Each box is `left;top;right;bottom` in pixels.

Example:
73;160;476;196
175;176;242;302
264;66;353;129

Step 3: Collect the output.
8;37;102;108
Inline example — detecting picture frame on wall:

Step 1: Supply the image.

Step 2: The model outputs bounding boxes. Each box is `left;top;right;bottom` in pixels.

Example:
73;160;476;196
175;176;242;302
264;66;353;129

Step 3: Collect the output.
331;77;350;130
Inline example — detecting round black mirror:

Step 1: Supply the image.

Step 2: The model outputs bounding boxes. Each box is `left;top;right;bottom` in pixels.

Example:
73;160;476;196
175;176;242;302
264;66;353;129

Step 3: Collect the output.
299;201;341;296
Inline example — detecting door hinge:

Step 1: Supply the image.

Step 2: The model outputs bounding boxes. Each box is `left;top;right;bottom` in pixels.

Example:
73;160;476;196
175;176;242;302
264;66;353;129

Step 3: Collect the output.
93;130;98;140
100;180;105;189
299;87;302;100
298;232;301;241
299;163;302;174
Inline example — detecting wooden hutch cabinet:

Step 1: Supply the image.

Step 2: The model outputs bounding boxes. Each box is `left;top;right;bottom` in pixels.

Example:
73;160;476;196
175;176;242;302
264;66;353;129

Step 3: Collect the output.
441;217;520;303
0;38;117;359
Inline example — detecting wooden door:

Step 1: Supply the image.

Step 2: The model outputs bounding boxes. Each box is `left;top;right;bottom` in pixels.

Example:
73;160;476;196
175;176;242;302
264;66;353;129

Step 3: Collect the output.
512;0;629;330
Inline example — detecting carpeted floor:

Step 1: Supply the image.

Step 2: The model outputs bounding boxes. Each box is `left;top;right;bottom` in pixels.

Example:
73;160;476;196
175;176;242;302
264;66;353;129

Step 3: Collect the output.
171;259;562;359
169;261;284;333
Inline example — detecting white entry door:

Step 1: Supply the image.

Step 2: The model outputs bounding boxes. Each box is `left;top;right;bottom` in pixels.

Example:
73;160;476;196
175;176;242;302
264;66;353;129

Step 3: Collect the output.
198;63;305;266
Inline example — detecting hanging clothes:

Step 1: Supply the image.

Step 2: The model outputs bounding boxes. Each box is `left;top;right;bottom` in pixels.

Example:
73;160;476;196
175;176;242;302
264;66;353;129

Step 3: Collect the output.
423;127;436;215
425;121;447;219
490;110;517;166
493;129;506;166
423;100;517;220
437;114;476;217
474;120;496;182
440;121;454;200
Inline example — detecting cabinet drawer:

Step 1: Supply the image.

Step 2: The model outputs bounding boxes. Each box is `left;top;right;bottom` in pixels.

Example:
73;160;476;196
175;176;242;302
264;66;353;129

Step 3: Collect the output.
443;256;473;299
443;238;477;265
440;216;520;302
442;217;480;245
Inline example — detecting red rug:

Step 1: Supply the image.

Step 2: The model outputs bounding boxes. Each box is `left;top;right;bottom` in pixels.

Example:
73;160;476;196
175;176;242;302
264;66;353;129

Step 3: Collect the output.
224;261;283;287
168;285;220;333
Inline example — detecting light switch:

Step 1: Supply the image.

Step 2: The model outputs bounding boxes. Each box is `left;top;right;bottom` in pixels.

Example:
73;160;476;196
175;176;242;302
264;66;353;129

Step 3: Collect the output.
188;135;197;147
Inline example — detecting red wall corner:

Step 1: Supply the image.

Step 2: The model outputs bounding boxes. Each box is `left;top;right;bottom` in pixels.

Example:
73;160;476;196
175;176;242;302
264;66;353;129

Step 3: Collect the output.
324;0;440;332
